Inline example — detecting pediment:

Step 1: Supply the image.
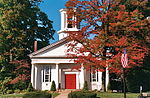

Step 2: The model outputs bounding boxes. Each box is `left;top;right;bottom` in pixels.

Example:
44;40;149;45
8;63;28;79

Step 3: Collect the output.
29;38;69;58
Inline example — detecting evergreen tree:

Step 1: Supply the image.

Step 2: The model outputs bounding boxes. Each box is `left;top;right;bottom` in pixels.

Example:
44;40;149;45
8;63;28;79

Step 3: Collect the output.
0;0;54;83
50;80;56;91
126;54;150;92
82;81;88;91
27;82;34;92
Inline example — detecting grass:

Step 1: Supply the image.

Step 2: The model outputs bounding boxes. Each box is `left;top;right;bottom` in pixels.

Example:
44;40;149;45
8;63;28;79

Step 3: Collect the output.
97;92;139;98
1;92;149;98
0;93;24;98
0;92;59;98
52;92;60;97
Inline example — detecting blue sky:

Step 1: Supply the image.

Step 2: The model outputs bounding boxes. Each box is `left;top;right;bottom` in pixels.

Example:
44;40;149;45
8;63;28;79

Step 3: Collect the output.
39;0;67;43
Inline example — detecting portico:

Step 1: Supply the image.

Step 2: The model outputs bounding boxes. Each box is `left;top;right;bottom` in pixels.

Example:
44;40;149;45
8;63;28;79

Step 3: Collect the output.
30;57;86;90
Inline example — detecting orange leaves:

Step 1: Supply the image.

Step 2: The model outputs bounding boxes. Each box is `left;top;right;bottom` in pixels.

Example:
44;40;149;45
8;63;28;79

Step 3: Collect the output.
66;0;150;74
98;5;105;9
106;35;128;47
10;74;30;84
130;0;147;6
115;37;128;47
9;60;31;84
119;5;126;10
65;0;78;8
114;11;129;21
81;26;89;32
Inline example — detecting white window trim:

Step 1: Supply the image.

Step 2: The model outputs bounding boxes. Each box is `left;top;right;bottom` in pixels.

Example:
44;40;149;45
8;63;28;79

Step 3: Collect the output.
42;66;51;83
90;69;99;82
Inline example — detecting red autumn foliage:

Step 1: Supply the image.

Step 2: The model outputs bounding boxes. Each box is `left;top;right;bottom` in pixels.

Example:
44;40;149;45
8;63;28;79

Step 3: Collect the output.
9;60;30;84
65;0;150;74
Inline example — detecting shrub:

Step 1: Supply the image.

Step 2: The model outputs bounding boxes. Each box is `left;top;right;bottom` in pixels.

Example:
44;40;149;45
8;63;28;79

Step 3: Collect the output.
82;81;88;91
22;89;28;93
68;91;97;98
12;80;28;90
0;87;8;94
107;82;111;91
23;91;52;98
14;89;21;93
6;90;13;94
27;82;34;92
0;77;11;94
50;81;56;91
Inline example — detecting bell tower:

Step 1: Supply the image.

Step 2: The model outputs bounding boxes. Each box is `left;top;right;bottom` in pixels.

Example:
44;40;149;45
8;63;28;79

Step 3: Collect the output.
58;8;79;40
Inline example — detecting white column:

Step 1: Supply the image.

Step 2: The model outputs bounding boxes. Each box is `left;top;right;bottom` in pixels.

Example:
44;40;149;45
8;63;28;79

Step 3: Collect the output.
34;65;38;89
105;67;109;91
80;65;85;89
59;68;62;89
77;72;80;89
31;64;35;88
56;63;59;89
98;72;102;90
60;9;66;30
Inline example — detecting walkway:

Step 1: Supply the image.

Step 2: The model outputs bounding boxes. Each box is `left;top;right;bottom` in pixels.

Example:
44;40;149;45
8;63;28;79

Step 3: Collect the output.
55;89;77;98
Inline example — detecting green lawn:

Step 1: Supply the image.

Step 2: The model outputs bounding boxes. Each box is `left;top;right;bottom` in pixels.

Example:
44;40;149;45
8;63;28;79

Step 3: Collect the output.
0;92;59;98
1;92;150;98
97;92;139;98
0;93;24;98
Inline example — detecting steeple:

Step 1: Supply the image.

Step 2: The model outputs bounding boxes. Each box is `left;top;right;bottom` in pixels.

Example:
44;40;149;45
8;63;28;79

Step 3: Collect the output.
58;8;79;40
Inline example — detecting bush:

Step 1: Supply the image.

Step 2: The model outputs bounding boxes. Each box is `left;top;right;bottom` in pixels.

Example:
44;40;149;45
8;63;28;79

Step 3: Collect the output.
22;89;28;93
109;80;122;91
12;80;28;90
107;82;111;91
23;91;52;98
14;89;21;93
27;83;34;92
50;81;56;91
6;90;13;94
0;77;11;94
68;91;97;98
82;81;88;91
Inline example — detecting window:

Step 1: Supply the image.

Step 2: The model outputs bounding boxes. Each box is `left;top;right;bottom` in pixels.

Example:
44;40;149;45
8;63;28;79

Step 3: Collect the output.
91;72;97;82
43;66;51;82
90;68;98;82
67;18;73;28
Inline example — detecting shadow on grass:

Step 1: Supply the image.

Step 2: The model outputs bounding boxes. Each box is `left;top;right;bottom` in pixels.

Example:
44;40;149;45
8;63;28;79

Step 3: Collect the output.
97;92;139;98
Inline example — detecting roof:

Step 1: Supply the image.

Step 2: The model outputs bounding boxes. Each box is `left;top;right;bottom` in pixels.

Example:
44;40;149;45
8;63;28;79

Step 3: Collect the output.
29;38;68;57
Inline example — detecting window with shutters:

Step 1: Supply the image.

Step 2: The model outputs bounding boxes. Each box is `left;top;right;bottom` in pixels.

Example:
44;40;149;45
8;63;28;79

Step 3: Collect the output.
91;72;97;82
43;66;51;82
90;69;98;82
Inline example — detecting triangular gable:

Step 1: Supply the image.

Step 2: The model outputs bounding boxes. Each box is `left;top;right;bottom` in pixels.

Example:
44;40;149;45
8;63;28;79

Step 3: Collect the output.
29;38;69;58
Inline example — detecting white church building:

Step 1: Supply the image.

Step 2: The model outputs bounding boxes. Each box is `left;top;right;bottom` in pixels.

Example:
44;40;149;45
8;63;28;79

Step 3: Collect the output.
29;9;109;91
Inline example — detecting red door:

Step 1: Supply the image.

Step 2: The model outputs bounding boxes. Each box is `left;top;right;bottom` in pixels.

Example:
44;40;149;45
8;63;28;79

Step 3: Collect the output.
65;74;76;89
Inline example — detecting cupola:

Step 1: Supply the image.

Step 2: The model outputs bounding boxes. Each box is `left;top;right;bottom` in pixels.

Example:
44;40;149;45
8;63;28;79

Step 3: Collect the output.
58;8;79;40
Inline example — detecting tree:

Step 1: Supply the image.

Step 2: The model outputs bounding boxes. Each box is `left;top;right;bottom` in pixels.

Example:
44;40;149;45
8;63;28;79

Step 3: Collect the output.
65;0;150;72
27;82;34;92
65;0;150;90
0;0;55;81
9;60;30;86
50;80;56;91
82;81;89;91
126;53;150;92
